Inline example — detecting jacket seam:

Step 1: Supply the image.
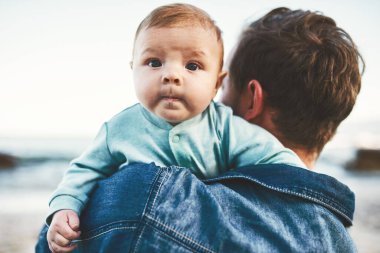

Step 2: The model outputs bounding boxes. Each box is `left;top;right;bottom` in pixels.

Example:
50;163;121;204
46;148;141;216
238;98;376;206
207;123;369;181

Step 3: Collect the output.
131;166;171;253
75;220;139;241
288;185;350;215
74;226;137;242
132;224;146;253
145;167;171;215
144;214;216;253
206;175;352;224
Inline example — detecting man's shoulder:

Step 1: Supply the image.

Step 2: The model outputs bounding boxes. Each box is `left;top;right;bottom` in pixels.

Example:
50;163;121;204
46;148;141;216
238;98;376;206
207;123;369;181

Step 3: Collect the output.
207;164;355;226
46;163;356;253
199;164;356;251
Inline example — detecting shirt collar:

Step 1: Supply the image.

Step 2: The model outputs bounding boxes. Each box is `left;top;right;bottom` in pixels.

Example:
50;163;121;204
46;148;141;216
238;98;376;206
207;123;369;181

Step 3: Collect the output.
139;103;208;131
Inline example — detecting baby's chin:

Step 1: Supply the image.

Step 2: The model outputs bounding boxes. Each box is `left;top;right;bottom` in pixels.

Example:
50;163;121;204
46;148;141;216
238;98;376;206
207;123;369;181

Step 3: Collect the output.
160;114;187;126
158;111;193;125
152;102;205;125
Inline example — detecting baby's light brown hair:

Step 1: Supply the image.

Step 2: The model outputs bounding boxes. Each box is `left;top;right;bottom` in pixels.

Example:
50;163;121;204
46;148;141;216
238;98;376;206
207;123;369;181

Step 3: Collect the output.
133;3;224;69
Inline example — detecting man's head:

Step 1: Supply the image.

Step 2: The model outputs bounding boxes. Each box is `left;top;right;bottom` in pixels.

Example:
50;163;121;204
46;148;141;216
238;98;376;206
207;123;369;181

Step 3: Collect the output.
132;4;226;124
222;7;364;160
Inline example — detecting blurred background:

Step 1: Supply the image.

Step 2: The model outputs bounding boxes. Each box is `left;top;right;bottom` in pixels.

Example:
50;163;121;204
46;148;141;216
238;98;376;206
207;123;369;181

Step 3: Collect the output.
0;0;379;252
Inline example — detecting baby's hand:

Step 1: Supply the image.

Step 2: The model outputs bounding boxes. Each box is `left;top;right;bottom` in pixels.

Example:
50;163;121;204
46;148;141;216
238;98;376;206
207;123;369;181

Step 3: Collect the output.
47;209;81;253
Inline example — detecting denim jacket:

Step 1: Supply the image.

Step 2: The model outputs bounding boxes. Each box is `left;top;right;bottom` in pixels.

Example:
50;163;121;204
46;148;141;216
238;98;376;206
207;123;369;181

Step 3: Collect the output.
36;163;356;253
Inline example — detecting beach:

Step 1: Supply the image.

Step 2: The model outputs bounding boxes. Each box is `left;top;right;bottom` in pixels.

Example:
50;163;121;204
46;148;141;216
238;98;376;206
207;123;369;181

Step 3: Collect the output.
0;156;69;253
0;191;49;253
0;138;379;253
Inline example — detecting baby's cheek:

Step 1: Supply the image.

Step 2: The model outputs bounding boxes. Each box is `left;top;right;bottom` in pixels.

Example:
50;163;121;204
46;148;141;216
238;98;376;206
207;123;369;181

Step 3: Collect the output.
143;93;161;110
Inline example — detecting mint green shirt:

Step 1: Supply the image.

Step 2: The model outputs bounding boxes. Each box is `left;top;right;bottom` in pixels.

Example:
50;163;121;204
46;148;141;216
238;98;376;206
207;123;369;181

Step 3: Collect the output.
48;102;305;220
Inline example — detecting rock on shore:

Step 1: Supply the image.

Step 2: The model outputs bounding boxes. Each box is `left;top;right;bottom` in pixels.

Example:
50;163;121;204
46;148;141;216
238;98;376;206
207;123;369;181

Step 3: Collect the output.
0;153;17;169
347;148;380;171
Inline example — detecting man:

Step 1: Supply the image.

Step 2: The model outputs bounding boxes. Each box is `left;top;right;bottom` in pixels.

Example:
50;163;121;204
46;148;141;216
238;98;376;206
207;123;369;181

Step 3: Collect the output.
36;7;363;253
221;7;363;168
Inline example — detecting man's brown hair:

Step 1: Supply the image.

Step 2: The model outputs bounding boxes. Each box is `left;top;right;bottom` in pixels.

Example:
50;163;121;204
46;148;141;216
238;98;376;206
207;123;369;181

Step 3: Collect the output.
133;3;224;69
230;7;364;153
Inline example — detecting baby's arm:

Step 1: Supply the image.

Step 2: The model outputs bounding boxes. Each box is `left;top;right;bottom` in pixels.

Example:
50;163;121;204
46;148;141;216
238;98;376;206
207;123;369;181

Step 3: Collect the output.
227;116;306;169
47;210;81;253
47;123;121;223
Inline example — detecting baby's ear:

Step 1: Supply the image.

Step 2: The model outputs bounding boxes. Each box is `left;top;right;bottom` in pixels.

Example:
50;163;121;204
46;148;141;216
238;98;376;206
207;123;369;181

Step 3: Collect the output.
216;71;228;90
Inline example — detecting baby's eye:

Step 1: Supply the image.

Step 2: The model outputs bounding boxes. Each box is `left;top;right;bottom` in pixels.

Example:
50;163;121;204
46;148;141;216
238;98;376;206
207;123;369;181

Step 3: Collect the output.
185;62;200;71
148;59;162;68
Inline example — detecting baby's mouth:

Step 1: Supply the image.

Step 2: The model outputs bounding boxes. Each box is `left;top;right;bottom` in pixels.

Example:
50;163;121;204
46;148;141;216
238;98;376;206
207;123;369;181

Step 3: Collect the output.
162;96;181;102
160;86;183;105
161;95;183;109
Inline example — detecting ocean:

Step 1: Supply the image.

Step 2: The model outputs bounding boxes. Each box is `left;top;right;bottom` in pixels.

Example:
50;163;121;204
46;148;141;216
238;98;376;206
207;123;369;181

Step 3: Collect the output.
0;137;379;253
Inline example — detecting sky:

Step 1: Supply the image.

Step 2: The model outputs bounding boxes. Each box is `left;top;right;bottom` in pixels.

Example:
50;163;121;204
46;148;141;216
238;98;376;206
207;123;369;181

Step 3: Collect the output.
1;0;379;146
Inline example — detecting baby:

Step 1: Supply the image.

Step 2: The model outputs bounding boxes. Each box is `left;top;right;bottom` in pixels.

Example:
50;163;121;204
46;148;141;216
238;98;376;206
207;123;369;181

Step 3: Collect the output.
47;3;305;252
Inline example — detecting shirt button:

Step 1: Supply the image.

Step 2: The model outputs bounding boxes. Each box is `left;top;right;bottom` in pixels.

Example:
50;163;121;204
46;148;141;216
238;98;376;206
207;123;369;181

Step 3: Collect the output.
172;135;180;143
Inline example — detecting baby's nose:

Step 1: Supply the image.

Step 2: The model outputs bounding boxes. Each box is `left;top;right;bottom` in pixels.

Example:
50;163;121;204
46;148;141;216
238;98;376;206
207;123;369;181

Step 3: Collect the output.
162;66;181;85
162;75;180;84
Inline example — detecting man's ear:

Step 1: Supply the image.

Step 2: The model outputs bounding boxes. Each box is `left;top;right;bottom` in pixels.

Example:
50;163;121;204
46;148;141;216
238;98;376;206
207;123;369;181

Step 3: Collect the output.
244;79;264;121
215;71;228;91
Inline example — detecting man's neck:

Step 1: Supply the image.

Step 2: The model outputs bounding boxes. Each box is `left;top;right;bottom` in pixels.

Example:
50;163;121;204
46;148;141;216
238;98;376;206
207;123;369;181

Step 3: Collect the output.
250;114;318;169
247;107;319;169
290;147;318;169
272;135;319;169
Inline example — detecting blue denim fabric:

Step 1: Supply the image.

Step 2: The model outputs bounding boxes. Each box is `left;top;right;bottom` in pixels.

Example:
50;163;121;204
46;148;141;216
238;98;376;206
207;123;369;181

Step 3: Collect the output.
36;163;356;253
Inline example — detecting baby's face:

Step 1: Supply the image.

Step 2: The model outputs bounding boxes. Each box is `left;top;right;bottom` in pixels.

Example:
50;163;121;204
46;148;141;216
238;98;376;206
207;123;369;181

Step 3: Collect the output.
132;26;225;124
